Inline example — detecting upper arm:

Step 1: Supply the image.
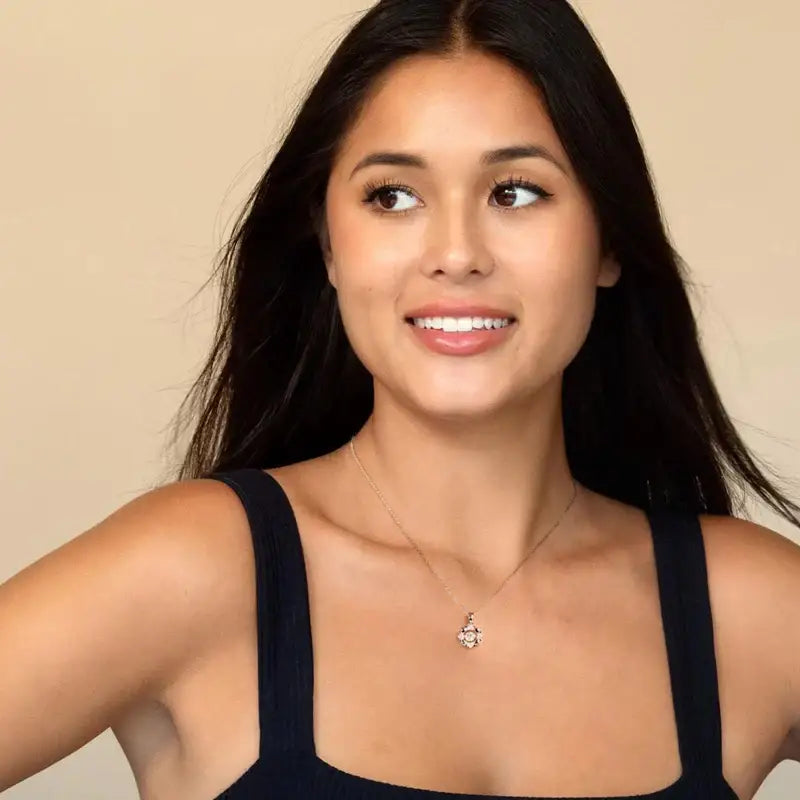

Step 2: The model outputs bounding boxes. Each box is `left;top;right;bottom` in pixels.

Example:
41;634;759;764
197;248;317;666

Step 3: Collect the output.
776;527;800;763
762;522;800;764
700;512;800;766
0;478;254;792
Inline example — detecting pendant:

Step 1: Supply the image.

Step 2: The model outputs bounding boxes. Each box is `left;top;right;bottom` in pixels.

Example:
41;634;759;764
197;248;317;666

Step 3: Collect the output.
457;612;483;649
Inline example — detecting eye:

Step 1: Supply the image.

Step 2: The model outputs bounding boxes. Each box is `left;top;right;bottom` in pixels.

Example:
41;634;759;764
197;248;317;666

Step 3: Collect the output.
361;179;418;215
360;176;553;216
489;177;553;211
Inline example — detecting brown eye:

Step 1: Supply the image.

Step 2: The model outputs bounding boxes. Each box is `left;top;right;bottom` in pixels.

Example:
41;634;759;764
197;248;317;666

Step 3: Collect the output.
490;179;552;210
375;188;407;211
362;177;552;216
362;182;418;214
493;185;518;208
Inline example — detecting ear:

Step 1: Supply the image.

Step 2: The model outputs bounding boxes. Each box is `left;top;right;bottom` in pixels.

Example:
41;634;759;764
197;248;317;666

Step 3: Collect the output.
597;251;621;288
313;210;337;289
323;242;337;290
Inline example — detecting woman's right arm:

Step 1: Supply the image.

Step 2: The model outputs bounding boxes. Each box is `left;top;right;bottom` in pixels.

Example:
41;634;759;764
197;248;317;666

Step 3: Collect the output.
0;478;252;792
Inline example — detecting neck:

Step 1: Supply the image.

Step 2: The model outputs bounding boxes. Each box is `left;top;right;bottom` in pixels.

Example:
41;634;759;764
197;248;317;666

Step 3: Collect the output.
345;382;584;583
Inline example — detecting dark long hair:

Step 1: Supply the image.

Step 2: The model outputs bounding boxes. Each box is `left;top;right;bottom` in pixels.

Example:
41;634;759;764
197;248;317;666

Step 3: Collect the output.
163;0;800;526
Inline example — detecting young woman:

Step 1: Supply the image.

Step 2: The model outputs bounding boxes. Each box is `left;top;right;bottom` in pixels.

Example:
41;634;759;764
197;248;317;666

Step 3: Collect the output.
2;1;799;798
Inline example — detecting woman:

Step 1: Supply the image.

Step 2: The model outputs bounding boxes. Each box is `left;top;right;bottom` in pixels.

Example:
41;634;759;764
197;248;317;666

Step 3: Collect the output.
2;0;799;798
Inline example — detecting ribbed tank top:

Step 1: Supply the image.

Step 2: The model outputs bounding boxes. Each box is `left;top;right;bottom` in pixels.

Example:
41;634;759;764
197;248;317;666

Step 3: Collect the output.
207;467;739;799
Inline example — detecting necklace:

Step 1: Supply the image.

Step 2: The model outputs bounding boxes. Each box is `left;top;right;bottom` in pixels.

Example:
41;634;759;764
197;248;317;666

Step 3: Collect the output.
348;436;579;649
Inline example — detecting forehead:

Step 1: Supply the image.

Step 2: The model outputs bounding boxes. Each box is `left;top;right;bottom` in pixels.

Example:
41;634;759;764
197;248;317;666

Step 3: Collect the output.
334;51;568;174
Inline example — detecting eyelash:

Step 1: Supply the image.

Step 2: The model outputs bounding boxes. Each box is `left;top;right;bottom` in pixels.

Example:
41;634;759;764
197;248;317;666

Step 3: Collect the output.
360;176;554;216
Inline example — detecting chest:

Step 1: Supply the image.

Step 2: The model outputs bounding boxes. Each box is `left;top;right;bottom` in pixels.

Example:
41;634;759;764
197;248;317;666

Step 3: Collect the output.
302;531;684;796
126;513;781;800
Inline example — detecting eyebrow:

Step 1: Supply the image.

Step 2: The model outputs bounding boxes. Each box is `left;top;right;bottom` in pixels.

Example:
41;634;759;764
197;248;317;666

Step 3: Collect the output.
348;143;569;180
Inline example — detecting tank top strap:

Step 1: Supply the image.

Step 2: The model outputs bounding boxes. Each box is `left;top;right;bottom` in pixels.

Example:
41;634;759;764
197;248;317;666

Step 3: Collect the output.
208;467;315;759
648;506;724;787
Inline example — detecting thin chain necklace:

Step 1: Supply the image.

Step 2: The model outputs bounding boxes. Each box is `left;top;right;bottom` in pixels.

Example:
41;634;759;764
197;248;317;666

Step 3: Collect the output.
348;436;579;649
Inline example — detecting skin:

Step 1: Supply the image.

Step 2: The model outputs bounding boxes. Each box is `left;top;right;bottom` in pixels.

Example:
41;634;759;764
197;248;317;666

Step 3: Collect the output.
319;49;621;578
2;49;798;800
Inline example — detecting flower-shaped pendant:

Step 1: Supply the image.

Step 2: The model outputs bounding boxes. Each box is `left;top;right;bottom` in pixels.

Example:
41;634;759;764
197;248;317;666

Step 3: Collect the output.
457;612;483;649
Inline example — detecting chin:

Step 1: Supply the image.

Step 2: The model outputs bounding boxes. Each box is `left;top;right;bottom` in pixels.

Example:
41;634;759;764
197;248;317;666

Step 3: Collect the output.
402;384;513;422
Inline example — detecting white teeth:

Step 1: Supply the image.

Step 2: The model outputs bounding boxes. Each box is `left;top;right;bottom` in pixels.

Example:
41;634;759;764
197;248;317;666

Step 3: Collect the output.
411;316;512;331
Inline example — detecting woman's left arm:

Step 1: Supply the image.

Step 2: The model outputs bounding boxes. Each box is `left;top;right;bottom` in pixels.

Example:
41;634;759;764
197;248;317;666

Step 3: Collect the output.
701;513;800;767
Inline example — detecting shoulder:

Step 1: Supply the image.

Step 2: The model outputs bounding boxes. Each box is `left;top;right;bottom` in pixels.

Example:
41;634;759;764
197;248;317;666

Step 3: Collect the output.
697;512;800;601
119;476;258;653
68;475;259;688
698;512;800;764
697;512;800;628
91;476;258;663
0;477;257;790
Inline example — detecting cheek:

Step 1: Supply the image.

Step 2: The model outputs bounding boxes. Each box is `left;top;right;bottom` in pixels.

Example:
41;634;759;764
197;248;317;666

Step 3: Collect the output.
326;225;405;368
510;206;600;300
504;209;602;364
326;193;411;291
333;251;403;332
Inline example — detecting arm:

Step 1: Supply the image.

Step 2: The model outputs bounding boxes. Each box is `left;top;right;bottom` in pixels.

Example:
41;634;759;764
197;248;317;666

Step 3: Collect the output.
0;478;252;791
756;519;800;765
702;513;800;767
776;530;800;764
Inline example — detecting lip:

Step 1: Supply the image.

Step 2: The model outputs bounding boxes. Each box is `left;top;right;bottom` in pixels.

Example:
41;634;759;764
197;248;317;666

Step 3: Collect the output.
403;302;516;321
405;317;516;356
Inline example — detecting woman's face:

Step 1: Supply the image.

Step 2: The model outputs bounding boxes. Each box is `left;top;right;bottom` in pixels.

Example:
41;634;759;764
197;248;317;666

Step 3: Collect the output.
322;50;619;420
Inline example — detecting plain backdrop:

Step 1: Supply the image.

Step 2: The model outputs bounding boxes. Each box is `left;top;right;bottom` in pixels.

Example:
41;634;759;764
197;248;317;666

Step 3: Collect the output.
1;0;798;797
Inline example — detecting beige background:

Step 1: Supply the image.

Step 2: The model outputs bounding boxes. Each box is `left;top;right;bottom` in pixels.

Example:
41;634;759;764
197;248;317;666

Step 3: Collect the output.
1;0;798;797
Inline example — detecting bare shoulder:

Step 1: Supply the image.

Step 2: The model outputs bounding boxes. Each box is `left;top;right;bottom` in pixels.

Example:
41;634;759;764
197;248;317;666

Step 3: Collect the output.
79;475;256;644
0;475;255;792
101;476;258;668
698;511;800;641
698;512;800;765
698;511;800;609
117;479;255;642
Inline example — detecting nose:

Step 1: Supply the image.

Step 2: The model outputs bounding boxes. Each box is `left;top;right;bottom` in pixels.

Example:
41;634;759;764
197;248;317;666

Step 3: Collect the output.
421;203;494;282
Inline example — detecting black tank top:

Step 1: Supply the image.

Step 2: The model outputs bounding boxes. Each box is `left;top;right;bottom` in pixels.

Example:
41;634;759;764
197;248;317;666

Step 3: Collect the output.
208;467;739;799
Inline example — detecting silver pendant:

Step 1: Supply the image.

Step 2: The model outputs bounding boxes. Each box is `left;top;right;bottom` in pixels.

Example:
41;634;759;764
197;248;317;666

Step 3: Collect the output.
457;612;483;649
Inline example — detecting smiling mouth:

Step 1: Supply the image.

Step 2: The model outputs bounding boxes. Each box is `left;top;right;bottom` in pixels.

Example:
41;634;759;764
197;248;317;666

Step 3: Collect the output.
404;315;516;332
